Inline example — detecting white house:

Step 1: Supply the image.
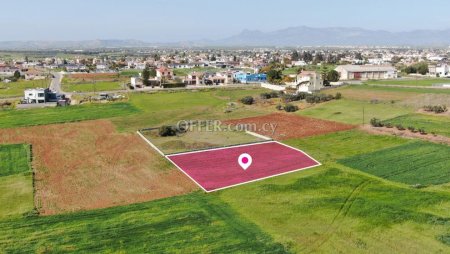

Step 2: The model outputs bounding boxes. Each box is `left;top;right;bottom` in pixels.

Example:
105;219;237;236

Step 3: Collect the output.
436;64;449;77
335;65;398;80
294;71;324;93
156;67;173;80
24;88;48;103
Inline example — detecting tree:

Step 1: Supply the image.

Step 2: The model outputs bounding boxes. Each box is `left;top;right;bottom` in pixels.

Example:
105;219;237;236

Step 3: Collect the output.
142;66;150;85
416;62;428;75
291;50;299;61
13;70;21;79
266;69;282;83
210;55;217;61
326;70;340;82
149;68;156;78
301;51;313;62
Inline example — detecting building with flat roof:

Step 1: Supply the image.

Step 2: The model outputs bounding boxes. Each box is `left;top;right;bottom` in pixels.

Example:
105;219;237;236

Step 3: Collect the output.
234;72;267;83
335;65;397;80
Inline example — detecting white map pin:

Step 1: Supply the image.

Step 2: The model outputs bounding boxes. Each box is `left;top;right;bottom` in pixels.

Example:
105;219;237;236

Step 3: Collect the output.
238;153;252;170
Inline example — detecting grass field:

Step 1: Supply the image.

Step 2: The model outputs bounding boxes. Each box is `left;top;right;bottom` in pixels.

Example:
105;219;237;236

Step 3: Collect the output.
119;69;141;77
383;113;450;137
0;79;50;98
141;127;265;154
284;130;410;162
0;193;288;253
0;102;138;129
366;78;450;87
0;144;30;176
62;74;128;92
219;165;450;253
298;99;413;125
0;144;33;219
339;142;450;185
345;84;450;95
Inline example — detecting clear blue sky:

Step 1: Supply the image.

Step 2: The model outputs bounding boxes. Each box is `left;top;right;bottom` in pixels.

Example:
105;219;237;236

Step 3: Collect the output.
2;0;450;41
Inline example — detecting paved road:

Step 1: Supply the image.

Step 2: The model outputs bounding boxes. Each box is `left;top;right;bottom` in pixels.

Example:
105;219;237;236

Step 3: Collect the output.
49;72;64;94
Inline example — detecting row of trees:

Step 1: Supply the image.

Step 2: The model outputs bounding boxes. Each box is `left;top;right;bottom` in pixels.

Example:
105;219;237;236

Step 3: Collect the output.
402;62;428;75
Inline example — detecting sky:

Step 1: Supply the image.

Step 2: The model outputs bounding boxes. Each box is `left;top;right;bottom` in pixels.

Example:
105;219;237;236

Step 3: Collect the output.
2;0;450;42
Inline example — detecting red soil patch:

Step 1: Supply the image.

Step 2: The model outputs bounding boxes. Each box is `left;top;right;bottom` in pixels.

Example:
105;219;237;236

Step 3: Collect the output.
69;73;119;79
0;120;197;215
168;142;320;192
224;113;355;140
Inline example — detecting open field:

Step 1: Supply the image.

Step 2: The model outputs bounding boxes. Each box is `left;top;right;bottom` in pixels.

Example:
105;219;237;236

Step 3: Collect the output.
0;120;196;215
298;99;413;125
62;73;128;92
224;113;355;140
322;85;420;102
0;144;33;219
339;142;450;185
141;126;265;154
284;130;411;162
383;113;450;137
365;78;450;87
219;165;450;253
344;84;450;95
0;144;30;176
0;102;138;129
0;79;50;98
112;88;270;132
119;69;141;77
167;142;320;192
0;193;288;253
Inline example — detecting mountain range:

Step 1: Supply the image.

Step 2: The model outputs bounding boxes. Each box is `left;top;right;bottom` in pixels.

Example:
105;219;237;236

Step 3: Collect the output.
1;26;450;49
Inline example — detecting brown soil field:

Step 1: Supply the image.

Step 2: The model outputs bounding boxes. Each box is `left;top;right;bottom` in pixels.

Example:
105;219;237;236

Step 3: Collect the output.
0;120;197;215
360;125;450;145
69;73;120;79
224;113;355;140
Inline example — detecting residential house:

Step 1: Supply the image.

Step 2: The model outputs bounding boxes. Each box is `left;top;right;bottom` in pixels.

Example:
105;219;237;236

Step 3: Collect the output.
286;71;324;93
156;67;173;80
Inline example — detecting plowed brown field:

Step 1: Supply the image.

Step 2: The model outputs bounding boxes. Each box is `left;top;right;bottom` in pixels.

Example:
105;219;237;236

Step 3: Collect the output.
224;113;355;140
0;120;196;215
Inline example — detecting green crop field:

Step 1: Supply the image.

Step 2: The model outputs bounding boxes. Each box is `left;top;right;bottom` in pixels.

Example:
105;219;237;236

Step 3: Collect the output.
365;78;450;87
0;144;33;219
119;69;141;77
0;102;139;129
0;79;50;98
383;113;450;137
284;130;410;162
298;99;413;125
62;81;126;92
0;193;287;253
339;142;450;185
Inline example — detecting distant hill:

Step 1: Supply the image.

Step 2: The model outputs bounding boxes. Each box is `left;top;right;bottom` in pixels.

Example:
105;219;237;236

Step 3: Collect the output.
213;26;450;47
1;26;450;49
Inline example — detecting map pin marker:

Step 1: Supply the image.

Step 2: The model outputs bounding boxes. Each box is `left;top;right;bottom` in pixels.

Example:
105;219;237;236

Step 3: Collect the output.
238;153;252;170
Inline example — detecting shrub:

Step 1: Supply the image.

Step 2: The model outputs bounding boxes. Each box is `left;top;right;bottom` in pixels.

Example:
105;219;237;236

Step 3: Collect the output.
240;96;254;105
385;122;393;128
423;105;448;114
275;104;283;110
335;92;342;100
370;118;384;127
396;124;405;130
407;126;417;133
270;91;282;98
284;104;299;112
418;128;427;135
260;93;272;99
159;125;178;137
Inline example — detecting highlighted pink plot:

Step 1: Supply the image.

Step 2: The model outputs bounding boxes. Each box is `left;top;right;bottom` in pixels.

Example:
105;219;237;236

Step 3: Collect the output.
167;142;320;192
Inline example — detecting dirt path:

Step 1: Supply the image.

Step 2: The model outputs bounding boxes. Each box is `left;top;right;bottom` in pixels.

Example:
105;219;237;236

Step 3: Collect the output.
360;125;450;145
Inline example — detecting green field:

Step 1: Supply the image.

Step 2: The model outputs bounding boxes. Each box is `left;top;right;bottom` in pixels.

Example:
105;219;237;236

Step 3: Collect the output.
383;113;450;137
0;79;50;98
0;144;33;219
119;69;141;77
63;81;126;92
298;99;413;125
142;127;265;154
0;193;288;253
284;130;411;162
366;78;450;87
339;142;450;185
0;102;139;129
346;84;450;95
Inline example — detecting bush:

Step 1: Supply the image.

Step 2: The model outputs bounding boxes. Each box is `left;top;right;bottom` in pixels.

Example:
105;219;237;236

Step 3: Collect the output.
385;122;393;128
275;104;283;110
396;124;405;130
270;91;282;98
370;118;384;127
260;93;272;99
335;92;342;100
240;96;254;105
159;125;178;137
305;93;334;104
423;105;448;114
418;128;427;135
284;104;299;112
407;126;417;133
